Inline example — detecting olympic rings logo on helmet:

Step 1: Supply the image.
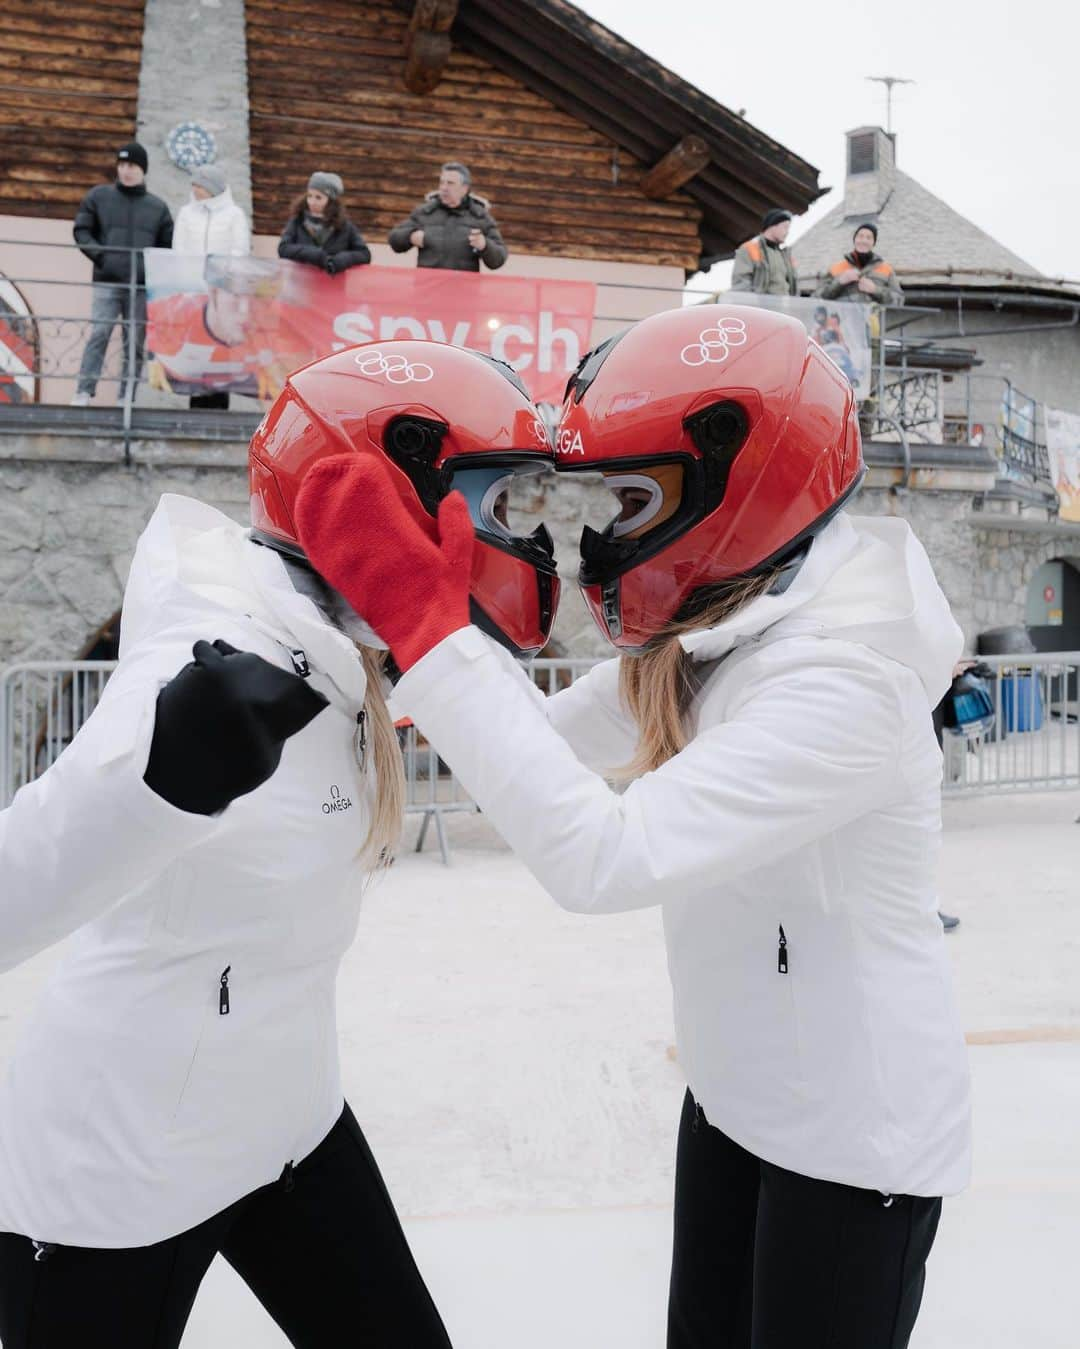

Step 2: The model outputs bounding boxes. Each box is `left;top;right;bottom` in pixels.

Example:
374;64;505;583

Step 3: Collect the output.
354;349;435;383
679;317;749;367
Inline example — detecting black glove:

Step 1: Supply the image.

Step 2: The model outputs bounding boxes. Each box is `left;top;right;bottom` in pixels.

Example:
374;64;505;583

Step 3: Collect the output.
324;256;338;275
144;639;329;815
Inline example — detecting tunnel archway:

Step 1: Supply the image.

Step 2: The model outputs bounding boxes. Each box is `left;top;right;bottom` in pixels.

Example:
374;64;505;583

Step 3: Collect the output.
1025;557;1080;652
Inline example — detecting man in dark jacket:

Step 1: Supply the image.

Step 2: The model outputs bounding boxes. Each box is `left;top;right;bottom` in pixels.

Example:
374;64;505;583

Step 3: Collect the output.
388;162;507;272
71;142;173;406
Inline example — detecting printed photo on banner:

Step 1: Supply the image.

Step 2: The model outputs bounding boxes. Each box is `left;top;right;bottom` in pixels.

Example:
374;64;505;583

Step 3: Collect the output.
1045;406;1080;523
709;292;873;399
999;385;1039;483
0;274;38;405
145;250;596;405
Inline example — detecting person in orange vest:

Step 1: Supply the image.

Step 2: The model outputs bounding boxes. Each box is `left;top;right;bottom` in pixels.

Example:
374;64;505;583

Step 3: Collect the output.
729;209;799;295
815;223;904;306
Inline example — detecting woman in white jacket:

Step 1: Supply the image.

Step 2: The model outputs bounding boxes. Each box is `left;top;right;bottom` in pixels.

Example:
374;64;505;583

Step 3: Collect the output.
293;309;973;1349
0;348;558;1344
172;164;250;260
169;163;251;411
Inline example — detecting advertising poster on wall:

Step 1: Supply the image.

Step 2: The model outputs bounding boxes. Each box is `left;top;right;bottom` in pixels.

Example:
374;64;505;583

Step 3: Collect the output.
144;250;596;405
710;291;873;399
0;275;38;405
1045;406;1080;523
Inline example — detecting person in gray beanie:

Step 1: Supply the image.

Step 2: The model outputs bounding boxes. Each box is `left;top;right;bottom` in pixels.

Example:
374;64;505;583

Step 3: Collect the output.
173;163;250;259
278;172;370;275
167;164;252;410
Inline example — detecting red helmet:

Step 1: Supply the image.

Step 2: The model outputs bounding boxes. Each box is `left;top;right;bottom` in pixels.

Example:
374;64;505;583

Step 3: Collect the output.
555;305;864;652
250;341;559;657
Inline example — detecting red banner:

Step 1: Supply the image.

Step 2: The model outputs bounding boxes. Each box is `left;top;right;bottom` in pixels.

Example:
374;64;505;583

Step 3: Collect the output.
145;251;596;405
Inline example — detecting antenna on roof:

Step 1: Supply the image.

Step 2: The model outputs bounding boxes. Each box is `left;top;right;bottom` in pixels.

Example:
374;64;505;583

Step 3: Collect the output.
866;75;915;134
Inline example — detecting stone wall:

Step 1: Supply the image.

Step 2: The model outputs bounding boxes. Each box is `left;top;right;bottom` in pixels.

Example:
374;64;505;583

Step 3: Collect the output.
3;450;1079;667
0;454;248;665
136;0;253;217
856;484;1080;649
0;450;614;665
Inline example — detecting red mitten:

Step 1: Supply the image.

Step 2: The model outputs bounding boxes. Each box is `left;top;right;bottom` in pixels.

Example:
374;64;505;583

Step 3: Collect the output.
294;454;474;671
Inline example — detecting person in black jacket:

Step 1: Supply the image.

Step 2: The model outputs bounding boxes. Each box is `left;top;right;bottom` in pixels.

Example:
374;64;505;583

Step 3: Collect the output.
71;142;173;407
388;162;507;272
278;173;370;276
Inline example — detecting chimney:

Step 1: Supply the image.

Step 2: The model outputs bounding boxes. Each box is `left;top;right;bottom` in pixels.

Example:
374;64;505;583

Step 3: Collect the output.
843;126;896;220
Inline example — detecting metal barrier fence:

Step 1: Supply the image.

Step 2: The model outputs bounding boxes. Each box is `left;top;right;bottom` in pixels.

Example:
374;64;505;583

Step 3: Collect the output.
0;656;600;864
397;659;598;861
3;652;1076;858
941;651;1080;796
0;661;115;809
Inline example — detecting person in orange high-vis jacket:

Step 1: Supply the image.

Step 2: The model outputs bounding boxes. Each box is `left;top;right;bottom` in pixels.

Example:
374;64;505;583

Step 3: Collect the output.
730;209;799;295
816;223;904;306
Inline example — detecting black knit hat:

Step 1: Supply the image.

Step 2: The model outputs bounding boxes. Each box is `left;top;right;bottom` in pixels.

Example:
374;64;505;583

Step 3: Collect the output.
761;208;793;231
854;221;878;243
117;141;148;173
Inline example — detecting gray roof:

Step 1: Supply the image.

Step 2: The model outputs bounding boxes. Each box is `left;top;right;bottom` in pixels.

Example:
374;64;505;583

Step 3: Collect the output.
790;128;1075;294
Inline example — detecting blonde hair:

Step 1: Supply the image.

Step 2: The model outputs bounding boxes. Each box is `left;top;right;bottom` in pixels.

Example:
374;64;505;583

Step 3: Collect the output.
357;645;406;868
617;570;780;778
278;556;405;870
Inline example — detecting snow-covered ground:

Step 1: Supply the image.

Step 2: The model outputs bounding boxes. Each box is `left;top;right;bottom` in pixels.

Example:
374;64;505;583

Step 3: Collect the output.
1;791;1076;1347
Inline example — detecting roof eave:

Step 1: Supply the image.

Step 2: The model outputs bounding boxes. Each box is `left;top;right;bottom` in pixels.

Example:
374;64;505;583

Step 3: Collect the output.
391;0;822;265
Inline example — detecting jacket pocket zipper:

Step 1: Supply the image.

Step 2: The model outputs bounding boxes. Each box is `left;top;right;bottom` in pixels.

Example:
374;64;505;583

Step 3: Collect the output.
219;965;231;1015
355;710;367;772
777;924;789;974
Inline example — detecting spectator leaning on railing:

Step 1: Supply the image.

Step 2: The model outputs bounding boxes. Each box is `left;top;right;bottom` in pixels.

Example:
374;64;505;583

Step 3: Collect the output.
278;173;371;275
815;223;904;306
388;162;507;272
729;209;799;296
71;141;173;408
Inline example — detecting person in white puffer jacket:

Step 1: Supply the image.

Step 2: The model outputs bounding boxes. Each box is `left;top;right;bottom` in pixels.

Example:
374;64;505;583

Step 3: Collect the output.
293;309;973;1349
168;164;251;411
0;350;559;1345
171;164;250;259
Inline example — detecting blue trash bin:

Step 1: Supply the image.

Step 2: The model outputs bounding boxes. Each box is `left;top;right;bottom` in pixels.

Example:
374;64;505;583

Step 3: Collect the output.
1001;670;1044;732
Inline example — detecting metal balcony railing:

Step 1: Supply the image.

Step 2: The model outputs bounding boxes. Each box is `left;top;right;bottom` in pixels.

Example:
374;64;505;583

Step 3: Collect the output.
0;241;1064;502
865;305;1055;494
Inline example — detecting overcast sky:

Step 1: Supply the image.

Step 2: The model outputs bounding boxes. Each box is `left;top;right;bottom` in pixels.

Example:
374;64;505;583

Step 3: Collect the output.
576;0;1077;288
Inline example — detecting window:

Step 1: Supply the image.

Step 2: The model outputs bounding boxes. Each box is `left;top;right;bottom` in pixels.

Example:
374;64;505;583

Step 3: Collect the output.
848;133;877;176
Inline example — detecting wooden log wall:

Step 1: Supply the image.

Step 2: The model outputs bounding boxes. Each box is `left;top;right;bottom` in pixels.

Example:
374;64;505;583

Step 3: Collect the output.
246;0;703;270
0;1;144;220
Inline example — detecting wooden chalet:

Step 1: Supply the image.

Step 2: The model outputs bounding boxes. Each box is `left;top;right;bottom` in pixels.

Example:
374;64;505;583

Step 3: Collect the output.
0;0;823;273
247;0;823;271
0;0;145;221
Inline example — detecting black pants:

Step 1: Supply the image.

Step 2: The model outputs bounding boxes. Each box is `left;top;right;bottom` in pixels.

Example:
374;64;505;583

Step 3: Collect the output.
0;1104;452;1349
189;391;229;410
668;1091;941;1349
